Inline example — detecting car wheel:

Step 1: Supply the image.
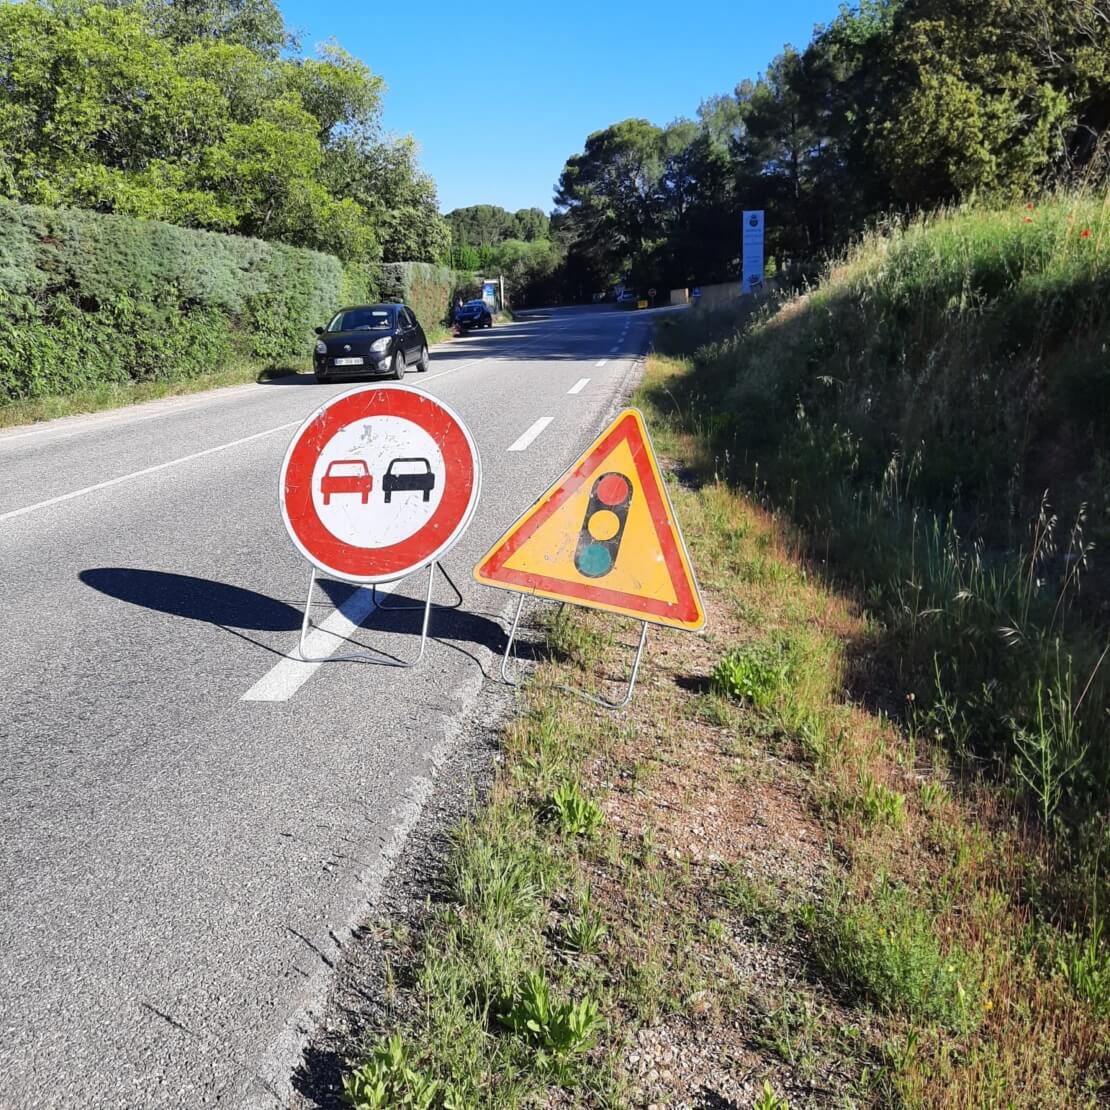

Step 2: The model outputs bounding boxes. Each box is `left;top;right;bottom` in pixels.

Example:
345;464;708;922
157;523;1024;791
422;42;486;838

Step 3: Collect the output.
391;350;405;379
417;345;429;372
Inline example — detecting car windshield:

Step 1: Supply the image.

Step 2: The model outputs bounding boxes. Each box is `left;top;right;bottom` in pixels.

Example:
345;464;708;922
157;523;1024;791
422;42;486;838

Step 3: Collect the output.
465;300;485;308
327;308;392;332
327;461;367;475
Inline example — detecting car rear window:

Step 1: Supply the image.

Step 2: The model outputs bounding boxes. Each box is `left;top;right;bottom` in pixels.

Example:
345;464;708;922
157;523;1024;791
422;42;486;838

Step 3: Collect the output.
328;308;392;331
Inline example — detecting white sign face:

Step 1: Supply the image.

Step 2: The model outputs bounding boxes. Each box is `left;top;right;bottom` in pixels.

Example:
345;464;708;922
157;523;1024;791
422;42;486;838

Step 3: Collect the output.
742;210;765;293
310;415;446;548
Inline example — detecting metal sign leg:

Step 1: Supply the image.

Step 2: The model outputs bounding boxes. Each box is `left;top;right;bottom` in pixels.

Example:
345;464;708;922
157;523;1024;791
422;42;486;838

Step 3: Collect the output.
371;562;463;611
500;594;527;686
297;563;436;668
564;621;648;710
499;594;649;711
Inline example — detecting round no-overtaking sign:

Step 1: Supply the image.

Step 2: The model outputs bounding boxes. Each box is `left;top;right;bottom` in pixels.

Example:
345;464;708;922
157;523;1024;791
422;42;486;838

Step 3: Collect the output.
280;384;481;584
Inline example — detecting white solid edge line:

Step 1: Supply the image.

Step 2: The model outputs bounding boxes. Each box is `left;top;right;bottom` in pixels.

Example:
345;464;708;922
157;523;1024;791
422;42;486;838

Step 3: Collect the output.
241;582;394;702
567;378;590;395
507;416;553;452
0;420;302;524
595;359;608;368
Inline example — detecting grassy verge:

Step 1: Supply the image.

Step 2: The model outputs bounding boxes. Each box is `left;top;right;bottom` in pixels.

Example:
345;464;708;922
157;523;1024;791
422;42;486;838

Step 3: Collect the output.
0;355;309;429
333;350;1110;1108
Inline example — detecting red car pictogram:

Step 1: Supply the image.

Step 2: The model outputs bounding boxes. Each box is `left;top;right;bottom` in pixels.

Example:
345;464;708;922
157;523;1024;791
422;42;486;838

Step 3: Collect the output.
320;459;374;505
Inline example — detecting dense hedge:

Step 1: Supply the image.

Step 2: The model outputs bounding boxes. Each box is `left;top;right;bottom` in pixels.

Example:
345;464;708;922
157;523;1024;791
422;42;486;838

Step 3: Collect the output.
0;201;373;402
379;261;477;330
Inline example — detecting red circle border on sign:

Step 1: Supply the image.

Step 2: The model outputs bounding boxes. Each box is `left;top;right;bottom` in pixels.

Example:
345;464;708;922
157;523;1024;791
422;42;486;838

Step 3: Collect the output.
280;385;479;583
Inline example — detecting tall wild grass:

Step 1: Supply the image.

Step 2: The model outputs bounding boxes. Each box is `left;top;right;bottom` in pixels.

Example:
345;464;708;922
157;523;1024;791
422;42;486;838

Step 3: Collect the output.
654;189;1110;909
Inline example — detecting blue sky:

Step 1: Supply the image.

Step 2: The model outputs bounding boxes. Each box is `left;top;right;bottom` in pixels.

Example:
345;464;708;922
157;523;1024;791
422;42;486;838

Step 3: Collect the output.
278;0;843;215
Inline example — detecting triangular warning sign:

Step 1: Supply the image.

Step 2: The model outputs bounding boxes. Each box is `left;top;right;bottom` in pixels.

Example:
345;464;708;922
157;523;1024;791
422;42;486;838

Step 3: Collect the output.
475;409;705;630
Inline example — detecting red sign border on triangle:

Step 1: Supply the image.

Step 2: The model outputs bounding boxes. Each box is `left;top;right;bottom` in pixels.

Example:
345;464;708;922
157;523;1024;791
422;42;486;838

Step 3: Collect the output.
476;410;704;628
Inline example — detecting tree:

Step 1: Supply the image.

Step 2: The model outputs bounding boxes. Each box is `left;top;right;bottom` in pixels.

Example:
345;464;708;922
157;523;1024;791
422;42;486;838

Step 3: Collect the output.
512;207;550;241
327;136;450;263
554;118;665;288
446;205;517;248
0;0;449;265
488;238;561;306
122;0;288;56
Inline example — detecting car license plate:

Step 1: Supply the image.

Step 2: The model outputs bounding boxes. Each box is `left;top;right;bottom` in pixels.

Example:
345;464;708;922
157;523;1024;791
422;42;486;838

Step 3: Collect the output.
333;357;364;366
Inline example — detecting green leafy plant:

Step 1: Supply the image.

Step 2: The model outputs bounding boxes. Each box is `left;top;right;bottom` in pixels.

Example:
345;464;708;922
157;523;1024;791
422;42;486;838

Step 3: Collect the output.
710;641;789;708
497;971;601;1054
342;1033;439;1110
548;781;604;837
752;1079;790;1110
1057;917;1110;1015
857;772;907;827
561;889;608;954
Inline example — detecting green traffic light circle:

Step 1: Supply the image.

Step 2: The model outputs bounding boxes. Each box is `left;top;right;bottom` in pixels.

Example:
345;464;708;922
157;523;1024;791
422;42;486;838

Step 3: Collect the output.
577;542;613;577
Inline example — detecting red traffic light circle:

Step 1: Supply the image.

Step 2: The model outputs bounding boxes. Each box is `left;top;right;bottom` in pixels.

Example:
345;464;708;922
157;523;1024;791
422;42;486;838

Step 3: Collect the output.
595;473;630;506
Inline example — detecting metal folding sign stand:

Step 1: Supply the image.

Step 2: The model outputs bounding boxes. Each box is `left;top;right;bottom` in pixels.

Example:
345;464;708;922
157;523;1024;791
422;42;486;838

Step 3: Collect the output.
499;594;650;711
297;561;463;668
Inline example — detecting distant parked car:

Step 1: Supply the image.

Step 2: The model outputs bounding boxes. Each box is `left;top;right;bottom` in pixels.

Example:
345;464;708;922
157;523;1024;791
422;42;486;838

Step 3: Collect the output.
615;290;638;304
454;299;493;330
313;303;429;382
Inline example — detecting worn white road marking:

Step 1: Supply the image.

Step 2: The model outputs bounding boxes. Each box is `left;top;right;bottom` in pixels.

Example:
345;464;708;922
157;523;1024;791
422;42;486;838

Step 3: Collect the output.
241;582;395;702
507;416;553;452
0;421;302;524
568;378;590;395
595;359;608;368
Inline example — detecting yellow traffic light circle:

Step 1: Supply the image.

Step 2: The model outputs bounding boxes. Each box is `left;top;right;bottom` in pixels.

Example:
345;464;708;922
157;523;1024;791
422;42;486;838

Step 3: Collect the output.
587;509;621;541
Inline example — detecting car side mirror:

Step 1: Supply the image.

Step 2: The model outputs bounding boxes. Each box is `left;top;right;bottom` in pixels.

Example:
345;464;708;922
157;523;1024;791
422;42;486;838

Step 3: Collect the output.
314;326;324;335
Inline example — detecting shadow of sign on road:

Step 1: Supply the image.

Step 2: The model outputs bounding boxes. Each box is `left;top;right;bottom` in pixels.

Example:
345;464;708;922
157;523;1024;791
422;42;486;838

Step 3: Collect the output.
78;568;509;662
79;568;304;630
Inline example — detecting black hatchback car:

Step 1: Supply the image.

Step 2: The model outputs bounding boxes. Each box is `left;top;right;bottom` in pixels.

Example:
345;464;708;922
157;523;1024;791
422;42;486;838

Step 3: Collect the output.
454;299;493;329
313;304;429;382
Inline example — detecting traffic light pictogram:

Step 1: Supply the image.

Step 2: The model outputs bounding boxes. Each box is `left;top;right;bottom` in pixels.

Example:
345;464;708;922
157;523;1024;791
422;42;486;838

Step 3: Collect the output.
574;471;632;578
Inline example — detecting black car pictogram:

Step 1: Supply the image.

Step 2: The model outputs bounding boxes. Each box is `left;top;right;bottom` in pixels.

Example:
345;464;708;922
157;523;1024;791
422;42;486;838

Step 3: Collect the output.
383;457;435;503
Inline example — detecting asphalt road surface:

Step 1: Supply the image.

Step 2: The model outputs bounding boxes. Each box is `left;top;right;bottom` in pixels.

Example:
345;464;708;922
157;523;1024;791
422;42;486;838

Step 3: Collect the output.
0;305;657;1108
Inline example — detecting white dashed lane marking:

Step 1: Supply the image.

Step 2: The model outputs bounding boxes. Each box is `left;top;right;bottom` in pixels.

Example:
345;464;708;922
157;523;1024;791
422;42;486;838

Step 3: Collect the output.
568;378;590;395
507;416;553;452
241;583;396;702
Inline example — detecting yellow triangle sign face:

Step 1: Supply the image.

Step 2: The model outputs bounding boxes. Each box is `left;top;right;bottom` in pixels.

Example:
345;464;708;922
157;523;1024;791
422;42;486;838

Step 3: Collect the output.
475;409;705;630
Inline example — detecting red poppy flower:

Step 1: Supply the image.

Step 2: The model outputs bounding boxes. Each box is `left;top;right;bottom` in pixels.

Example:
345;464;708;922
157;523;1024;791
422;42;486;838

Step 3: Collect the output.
1080;229;1092;239
1026;202;1034;210
1023;216;1033;223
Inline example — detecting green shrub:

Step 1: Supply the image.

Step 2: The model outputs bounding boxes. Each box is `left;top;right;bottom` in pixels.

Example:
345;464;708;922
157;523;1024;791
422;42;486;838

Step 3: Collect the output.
380;260;473;329
807;882;980;1033
0;200;364;402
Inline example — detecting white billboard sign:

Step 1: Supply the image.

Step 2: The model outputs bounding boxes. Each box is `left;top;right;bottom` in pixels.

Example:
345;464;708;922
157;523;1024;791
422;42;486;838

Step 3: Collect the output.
742;210;765;293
